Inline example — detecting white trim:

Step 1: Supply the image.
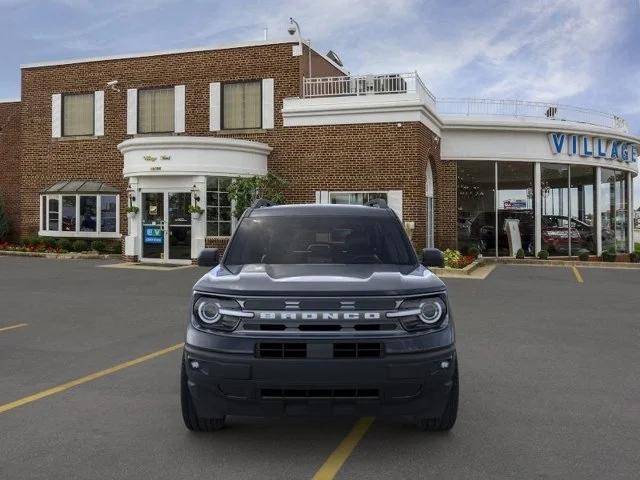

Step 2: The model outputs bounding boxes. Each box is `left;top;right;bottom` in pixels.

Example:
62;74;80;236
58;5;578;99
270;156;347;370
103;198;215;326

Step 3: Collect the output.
534;162;541;254
51;94;61;138
387;190;403;220
0;98;20;103
628;171;633;253
94;90;104;136
595;167;602;256
174;85;186;133
209;82;221;131
21;39;299;69
262;78;275;129
126;89;137;135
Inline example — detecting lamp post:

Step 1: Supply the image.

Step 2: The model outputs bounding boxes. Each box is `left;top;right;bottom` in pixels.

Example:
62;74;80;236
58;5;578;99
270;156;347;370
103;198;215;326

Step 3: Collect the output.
288;17;312;82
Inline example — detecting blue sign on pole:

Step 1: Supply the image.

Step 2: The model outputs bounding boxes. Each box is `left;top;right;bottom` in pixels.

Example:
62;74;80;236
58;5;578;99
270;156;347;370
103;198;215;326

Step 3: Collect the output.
144;226;163;245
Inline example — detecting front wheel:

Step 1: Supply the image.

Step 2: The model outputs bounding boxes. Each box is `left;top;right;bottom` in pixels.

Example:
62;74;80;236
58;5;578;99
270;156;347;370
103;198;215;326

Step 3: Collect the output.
181;357;226;432
415;362;458;432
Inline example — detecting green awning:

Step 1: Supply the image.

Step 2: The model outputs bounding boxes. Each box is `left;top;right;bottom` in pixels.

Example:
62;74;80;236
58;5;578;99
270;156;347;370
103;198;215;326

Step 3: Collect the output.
41;180;119;194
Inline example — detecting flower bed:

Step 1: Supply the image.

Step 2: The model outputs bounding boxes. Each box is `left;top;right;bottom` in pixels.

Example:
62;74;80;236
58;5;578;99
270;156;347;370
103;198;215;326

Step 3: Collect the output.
443;249;477;269
0;237;121;255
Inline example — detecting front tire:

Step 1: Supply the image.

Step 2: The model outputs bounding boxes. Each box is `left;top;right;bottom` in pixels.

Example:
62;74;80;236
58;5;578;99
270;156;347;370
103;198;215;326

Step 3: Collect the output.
416;362;459;432
181;357;226;432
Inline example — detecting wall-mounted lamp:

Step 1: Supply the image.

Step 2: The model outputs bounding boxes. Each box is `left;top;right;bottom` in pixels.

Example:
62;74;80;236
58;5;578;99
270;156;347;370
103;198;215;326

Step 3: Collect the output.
191;184;201;203
126;185;136;204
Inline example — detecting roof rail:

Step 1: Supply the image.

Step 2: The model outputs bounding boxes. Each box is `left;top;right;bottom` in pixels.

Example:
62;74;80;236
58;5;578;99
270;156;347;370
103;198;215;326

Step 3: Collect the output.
251;198;275;209
365;198;388;209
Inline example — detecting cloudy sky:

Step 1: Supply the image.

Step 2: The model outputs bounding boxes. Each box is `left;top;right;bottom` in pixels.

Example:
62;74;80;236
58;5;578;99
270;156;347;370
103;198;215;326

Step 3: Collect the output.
1;0;639;201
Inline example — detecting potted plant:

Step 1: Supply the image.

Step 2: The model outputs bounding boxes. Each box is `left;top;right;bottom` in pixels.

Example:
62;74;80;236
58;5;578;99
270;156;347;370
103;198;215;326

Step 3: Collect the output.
187;205;205;219
126;206;139;219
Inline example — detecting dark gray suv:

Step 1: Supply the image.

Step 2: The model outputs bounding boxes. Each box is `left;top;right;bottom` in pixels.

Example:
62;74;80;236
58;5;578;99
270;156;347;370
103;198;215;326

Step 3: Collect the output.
181;200;458;431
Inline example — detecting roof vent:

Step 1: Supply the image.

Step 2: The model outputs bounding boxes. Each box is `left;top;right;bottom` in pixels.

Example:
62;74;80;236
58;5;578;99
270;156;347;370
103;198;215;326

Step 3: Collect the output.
326;50;343;67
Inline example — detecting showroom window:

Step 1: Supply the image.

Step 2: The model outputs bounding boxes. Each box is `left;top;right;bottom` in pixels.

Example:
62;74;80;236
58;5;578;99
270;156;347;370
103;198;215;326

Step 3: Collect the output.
222;81;262;130
601;168;629;253
497;162;534;256
206;177;232;236
138;87;175;133
457;161;496;256
62;92;94;136
40;181;120;237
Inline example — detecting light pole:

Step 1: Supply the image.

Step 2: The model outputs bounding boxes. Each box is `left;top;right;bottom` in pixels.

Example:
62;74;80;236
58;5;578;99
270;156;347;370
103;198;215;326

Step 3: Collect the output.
288;17;312;80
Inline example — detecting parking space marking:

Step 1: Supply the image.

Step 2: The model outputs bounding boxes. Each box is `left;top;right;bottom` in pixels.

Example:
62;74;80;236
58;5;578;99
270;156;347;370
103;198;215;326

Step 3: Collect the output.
311;417;374;480
0;342;184;415
0;323;28;333
572;266;584;284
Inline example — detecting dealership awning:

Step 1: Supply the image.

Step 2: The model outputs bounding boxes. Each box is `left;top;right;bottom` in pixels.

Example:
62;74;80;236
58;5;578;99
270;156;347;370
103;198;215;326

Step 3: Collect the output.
41;180;120;194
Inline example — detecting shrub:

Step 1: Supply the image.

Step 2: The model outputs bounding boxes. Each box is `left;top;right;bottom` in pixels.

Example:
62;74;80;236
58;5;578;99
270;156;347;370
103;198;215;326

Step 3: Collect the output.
602;246;616;262
91;240;107;253
577;249;590;262
107;241;121;254
21;235;39;247
468;246;480;258
515;248;525;259
71;239;88;252
443;249;462;268
0;193;9;241
537;250;549;260
41;237;57;249
57;238;72;252
630;252;639;263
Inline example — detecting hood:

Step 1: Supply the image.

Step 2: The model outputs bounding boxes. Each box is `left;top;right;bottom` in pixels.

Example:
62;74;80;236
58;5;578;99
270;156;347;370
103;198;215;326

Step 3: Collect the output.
193;264;446;297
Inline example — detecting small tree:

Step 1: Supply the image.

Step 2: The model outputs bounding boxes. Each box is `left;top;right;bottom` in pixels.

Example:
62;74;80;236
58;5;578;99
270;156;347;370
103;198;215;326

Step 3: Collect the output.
226;173;288;219
0;193;9;241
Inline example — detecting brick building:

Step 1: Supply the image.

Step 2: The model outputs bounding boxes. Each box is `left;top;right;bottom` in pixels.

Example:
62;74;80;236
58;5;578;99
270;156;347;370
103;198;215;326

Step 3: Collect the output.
0;38;638;262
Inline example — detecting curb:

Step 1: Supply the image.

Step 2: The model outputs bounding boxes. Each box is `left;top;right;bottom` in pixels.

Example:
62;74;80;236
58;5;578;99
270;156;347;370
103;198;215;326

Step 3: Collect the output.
0;250;119;260
431;258;485;276
486;257;640;270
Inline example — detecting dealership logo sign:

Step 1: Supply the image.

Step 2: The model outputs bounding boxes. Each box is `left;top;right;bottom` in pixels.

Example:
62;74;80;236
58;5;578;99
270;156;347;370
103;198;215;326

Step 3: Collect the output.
548;133;638;163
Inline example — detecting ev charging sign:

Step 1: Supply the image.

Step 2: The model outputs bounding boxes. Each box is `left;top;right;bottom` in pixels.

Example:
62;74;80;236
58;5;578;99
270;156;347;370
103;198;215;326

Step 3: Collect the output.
548;132;638;163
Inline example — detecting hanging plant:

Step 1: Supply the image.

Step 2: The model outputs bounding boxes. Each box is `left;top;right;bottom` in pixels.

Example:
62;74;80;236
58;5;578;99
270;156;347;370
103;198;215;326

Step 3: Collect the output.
226;173;288;219
126;206;139;214
187;205;205;218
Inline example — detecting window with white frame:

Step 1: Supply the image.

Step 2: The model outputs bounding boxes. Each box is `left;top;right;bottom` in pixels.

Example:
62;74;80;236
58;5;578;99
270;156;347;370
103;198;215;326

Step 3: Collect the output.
329;191;388;205
222;81;262;129
138;87;175;133
206;177;232;236
40;183;120;238
62;92;94;136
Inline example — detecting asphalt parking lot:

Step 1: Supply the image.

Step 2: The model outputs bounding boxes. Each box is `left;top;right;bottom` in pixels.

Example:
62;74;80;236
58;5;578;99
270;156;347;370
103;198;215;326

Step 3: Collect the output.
1;257;639;479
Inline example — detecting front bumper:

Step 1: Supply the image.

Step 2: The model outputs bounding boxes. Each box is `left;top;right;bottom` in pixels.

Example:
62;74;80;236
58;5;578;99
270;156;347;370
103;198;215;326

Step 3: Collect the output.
184;339;456;418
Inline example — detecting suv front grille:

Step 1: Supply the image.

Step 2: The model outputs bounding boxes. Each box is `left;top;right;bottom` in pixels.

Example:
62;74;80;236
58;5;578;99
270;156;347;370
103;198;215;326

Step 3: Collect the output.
261;388;379;399
255;342;384;359
256;343;307;358
333;343;383;358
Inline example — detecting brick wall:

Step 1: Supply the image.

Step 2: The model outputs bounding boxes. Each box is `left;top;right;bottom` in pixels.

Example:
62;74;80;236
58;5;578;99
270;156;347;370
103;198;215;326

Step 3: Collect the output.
15;41;447;254
0;101;21;239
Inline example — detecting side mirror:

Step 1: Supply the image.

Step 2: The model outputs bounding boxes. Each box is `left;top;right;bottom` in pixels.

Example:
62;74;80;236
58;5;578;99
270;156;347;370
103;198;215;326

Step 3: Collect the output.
197;248;219;267
421;248;444;268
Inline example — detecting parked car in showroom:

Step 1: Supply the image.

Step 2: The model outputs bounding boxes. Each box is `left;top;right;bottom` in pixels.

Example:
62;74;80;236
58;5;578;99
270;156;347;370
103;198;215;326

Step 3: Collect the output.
181;199;458;432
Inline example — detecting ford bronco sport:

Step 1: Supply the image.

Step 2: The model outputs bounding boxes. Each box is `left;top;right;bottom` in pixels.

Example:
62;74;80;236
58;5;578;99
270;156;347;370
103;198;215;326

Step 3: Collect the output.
181;199;458;431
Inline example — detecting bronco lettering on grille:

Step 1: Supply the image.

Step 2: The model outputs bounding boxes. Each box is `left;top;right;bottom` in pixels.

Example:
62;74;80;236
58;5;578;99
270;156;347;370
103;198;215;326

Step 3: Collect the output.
257;312;381;321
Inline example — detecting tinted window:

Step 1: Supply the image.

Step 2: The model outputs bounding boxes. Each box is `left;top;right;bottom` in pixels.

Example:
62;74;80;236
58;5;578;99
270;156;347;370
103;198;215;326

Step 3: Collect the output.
224;215;416;271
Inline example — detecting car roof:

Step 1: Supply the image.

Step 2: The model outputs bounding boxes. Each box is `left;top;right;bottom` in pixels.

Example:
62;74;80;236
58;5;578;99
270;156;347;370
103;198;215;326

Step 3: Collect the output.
248;203;393;217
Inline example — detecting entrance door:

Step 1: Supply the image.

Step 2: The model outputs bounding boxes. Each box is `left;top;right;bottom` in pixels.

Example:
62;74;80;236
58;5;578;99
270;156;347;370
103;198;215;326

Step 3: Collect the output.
141;192;192;262
167;192;192;261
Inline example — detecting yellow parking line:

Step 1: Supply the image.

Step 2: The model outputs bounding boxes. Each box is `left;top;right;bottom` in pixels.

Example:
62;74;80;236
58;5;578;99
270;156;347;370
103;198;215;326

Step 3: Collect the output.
312;417;375;480
0;342;184;415
0;323;28;333
572;266;584;284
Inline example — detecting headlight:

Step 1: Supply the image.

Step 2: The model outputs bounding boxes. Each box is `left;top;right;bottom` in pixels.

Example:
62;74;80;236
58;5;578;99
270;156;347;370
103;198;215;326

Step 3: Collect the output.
388;295;447;331
192;295;251;331
196;298;221;324
418;298;445;324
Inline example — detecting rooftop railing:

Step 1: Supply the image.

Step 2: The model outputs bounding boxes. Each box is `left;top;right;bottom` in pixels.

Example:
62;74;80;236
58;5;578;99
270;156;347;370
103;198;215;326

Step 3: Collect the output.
436;98;629;132
302;72;436;107
301;73;628;133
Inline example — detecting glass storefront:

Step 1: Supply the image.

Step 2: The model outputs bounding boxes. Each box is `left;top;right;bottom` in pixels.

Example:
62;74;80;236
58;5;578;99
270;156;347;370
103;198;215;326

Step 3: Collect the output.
497;162;534;256
601;169;629;253
457;161;496;256
458;161;632;256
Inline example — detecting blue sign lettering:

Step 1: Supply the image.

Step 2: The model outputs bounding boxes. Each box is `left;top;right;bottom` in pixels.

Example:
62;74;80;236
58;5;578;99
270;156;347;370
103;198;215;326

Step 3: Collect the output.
548;132;638;164
144;226;163;245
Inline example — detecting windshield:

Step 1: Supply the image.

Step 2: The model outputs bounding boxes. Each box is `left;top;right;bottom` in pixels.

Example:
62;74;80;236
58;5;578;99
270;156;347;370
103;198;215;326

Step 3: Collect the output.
223;214;417;273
